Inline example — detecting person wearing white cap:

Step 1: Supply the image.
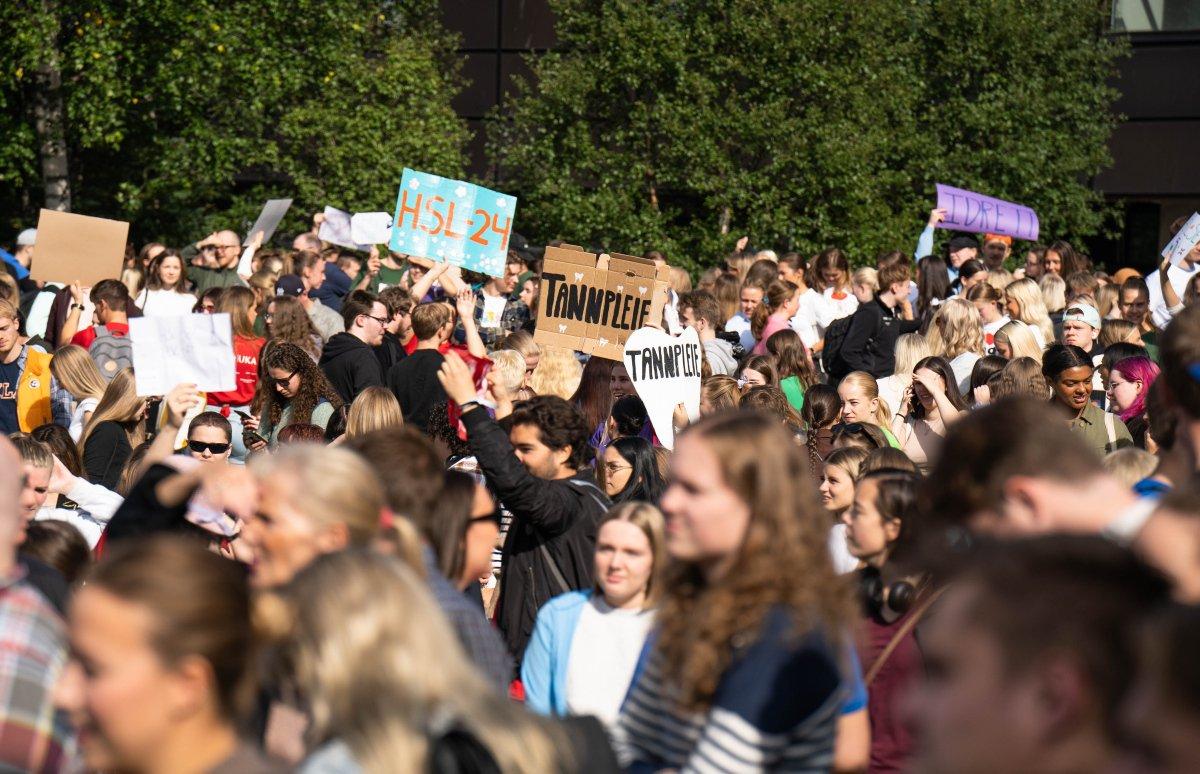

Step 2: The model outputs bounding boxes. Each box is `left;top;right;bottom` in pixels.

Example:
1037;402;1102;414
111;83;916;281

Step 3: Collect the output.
14;229;36;270
1062;303;1106;398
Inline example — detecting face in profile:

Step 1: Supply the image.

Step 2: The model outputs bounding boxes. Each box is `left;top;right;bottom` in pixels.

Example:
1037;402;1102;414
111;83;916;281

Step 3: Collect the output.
240;474;329;588
660;434;750;566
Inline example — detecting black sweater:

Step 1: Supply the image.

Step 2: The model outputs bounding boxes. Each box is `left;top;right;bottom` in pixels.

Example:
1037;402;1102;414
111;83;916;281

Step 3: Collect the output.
319;332;384;405
83;421;133;491
840;297;922;379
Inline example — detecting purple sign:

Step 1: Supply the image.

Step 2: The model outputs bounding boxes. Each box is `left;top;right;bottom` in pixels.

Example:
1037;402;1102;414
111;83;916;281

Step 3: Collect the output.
935;184;1039;242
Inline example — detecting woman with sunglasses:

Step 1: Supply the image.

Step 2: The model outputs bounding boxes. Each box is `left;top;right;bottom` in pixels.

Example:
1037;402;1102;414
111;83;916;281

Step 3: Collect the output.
245;342;343;450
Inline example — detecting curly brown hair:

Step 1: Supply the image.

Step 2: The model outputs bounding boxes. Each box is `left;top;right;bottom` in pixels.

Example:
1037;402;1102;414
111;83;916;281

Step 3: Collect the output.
266;295;321;360
655;411;853;712
254;341;343;429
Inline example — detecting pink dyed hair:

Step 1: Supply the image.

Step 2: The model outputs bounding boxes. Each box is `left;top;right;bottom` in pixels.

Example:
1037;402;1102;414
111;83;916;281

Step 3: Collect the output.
1111;356;1160;424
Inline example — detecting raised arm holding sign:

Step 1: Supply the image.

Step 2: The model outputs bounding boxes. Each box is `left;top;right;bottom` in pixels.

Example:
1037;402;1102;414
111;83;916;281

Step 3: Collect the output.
934;184;1039;242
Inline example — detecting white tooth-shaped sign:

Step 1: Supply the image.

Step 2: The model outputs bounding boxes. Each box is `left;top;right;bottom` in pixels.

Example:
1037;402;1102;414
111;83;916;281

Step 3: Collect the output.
598;337;609;347
623;326;702;450
616;284;624;292
574;272;584;282
638;286;648;295
558;324;567;334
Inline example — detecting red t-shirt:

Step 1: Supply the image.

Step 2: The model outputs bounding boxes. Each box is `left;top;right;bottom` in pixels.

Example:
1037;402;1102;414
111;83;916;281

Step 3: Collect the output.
70;322;130;349
404;336;450;356
207;335;265;406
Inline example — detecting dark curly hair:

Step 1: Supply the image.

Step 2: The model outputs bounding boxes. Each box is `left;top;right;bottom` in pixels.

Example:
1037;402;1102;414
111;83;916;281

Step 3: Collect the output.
506;395;593;470
254;341;343;430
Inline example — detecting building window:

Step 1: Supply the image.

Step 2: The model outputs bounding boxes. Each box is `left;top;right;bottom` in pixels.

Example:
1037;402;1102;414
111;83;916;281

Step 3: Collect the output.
1111;0;1200;32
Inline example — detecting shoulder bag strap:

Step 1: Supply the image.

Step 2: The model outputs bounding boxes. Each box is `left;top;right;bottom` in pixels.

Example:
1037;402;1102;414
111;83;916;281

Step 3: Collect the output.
865;586;946;686
1104;410;1116;447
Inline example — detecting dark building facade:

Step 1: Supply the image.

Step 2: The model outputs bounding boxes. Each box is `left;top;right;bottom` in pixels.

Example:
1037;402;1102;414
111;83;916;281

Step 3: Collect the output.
442;1;1200;271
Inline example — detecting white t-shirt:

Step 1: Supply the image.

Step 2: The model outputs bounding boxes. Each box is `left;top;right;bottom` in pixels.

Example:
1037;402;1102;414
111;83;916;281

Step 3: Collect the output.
564;596;654;731
724;313;755;353
948;352;981;396
816;288;859;334
136;288;199;317
828;523;858;574
1146;261;1200;329
789;288;823;348
876;373;909;418
982;315;1010;355
69;397;99;442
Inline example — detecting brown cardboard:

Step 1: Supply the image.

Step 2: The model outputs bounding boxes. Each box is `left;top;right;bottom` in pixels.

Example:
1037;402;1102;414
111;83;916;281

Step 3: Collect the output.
30;209;130;287
534;244;672;361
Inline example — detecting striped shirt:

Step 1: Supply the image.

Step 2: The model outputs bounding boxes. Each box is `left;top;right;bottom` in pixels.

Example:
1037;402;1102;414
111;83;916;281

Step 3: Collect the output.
616;607;843;772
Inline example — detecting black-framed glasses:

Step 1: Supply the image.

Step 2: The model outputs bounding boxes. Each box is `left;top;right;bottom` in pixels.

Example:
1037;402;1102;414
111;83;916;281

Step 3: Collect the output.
270;370;298;388
188;440;231;454
366;315;389;326
469;511;502;526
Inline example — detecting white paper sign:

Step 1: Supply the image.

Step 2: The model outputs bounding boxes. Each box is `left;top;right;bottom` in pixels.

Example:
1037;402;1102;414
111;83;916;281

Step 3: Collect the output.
622;326;703;450
130;313;237;397
480;294;506;328
242;198;293;246
1163;212;1200;267
318;206;370;251
351;212;393;245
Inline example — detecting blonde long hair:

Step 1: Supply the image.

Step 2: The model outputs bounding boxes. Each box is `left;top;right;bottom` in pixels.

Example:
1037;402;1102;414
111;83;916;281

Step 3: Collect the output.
840;371;892;428
926;297;984;360
892;333;930;378
217;286;259;339
1039;273;1067;314
49;345;107;402
655;412;852;711
258;551;567;774
345;386;404;440
995;321;1043;361
529;345;582;399
79;368;147;455
1004;278;1055;344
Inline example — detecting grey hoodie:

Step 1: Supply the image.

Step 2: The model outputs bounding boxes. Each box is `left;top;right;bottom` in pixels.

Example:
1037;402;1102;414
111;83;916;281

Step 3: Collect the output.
704;337;738;376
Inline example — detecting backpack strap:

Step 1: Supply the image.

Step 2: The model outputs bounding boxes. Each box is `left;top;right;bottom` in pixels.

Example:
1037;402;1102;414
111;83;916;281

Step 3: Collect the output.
866;586;945;686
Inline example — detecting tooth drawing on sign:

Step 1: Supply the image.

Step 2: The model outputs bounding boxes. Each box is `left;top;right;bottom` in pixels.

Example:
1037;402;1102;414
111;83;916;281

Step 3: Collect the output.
598;338;609;347
574;272;584;281
638;286;648;295
558;324;567;333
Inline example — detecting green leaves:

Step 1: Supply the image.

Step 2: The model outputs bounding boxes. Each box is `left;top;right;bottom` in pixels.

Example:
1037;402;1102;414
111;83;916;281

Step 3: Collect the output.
493;0;1126;271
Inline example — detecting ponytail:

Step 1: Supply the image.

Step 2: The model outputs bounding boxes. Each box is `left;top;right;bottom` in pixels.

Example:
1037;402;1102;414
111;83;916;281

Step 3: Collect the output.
751;280;797;342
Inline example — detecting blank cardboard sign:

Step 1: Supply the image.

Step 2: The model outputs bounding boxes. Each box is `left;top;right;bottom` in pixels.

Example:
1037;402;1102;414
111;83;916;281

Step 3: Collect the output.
31;209;129;287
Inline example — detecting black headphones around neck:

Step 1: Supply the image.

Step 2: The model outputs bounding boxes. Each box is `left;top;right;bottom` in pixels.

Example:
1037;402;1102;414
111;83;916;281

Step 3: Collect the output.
859;565;919;619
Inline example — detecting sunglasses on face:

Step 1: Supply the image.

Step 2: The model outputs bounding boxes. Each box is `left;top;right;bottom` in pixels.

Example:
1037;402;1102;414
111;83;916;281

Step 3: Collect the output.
270;370;298;388
469;511;502;527
188;440;231;454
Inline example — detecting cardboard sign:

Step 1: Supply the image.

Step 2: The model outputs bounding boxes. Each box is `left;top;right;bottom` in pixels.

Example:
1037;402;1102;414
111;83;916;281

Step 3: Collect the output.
130;313;236;397
534;244;671;361
1162;212;1200;268
623;326;702;450
388;168;516;277
30;209;129;287
242;198;293;246
317;206;369;251
351;212;393;245
935;184;1039;242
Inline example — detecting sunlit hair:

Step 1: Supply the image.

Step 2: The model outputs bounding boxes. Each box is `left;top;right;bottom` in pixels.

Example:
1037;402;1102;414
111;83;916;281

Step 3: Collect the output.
712;274;740;323
532;345;583;401
86;536;256;720
700;375;741;414
765;329;817;391
496;329;540;360
1039;272;1067;313
965;281;1004;314
254;341;343;428
892;333;931;378
1095;283;1118;319
750;280;798;341
656;411;852;711
216;285;259;339
345;386;404;440
78;368;147;457
489;350;526;395
120;265;144;298
593;502;667;609
926;297;984;360
990;357;1051;401
741;385;803;433
994;320;1043;361
811;247;850;293
851;266;878;292
1099;318;1139;349
49;344;107;402
840;371;892;428
1110;356;1160;425
256;551;567;773
1004;278;1055;345
824;445;870;484
249;444;383;548
266;295;321;361
737;354;777;387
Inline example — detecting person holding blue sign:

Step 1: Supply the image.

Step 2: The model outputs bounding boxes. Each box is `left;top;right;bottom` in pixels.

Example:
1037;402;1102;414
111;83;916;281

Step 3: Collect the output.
456;255;530;350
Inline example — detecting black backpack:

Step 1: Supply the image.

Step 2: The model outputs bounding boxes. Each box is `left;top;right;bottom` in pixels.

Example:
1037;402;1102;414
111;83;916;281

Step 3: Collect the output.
821;314;855;380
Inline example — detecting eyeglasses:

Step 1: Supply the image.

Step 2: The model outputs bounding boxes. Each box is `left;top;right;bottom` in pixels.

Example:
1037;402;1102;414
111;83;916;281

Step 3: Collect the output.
469;511;502;526
270;370;298;388
365;315;389;326
603;462;632;475
188;440;231;454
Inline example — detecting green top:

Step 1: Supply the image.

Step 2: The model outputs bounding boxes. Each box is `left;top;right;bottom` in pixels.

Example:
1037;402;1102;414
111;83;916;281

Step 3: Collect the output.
187;264;247;294
352;263;406;294
780;375;806;413
1067;401;1133;458
260;400;336;444
881;425;901;449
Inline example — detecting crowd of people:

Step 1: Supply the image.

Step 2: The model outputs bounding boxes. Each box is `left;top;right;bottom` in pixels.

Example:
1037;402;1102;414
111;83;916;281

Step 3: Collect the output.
0;206;1199;773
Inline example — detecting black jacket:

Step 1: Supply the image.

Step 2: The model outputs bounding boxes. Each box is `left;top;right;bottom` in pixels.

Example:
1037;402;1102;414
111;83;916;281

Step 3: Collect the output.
375;330;407;375
840;297;921;379
319;332;384;404
461;407;611;667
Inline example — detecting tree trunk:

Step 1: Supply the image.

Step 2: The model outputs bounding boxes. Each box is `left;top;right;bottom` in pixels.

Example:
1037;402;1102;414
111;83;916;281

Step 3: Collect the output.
33;2;70;211
718;205;731;235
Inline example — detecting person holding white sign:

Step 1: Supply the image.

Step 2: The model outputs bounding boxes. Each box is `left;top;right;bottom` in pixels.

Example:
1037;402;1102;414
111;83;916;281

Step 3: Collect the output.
134;250;197;317
1147;214;1200;329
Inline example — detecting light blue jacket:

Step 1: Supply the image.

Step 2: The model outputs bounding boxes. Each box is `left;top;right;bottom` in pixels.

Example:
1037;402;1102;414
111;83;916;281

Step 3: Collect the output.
521;590;593;716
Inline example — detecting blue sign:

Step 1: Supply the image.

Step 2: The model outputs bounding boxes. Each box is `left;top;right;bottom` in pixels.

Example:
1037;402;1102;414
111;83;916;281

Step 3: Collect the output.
388;168;517;277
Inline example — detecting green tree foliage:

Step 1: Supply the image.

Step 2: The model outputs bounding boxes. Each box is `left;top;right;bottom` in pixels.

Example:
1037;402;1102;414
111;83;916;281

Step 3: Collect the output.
0;0;468;244
493;0;1127;272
